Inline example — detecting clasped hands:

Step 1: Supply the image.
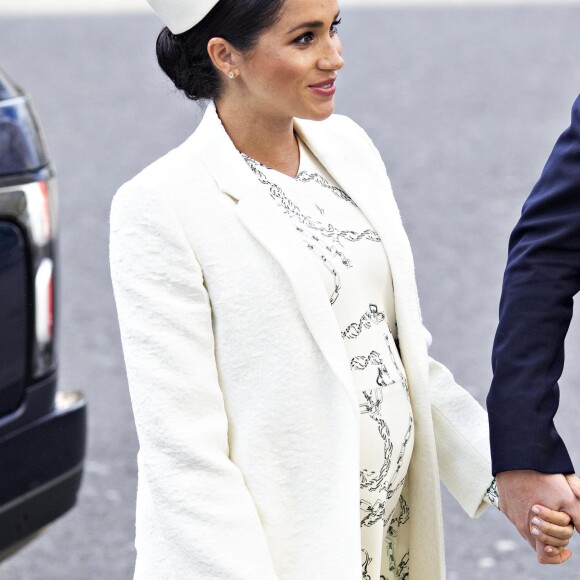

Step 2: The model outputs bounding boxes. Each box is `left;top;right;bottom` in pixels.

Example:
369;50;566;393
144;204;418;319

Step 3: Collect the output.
496;471;580;564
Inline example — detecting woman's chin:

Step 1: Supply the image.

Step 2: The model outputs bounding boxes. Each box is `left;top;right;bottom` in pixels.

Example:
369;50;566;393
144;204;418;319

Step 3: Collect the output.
302;101;335;122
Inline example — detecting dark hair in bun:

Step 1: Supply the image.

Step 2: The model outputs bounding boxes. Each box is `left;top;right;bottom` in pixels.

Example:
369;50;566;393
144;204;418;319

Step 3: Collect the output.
156;0;286;101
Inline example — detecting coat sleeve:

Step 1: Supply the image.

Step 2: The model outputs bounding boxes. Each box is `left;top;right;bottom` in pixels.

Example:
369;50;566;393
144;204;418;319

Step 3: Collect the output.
110;183;279;580
423;329;494;518
487;96;580;476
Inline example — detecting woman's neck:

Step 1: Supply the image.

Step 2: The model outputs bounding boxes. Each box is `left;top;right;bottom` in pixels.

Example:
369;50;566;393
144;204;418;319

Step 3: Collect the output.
215;98;300;178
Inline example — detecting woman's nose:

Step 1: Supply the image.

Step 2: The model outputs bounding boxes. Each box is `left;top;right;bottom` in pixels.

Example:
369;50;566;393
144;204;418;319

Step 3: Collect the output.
320;38;344;71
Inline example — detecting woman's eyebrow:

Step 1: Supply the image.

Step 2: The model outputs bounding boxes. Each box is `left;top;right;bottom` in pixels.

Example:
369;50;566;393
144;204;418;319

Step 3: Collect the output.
286;12;340;35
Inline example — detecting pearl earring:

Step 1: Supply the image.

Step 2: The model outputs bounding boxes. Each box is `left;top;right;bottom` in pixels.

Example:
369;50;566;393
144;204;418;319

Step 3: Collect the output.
228;71;235;79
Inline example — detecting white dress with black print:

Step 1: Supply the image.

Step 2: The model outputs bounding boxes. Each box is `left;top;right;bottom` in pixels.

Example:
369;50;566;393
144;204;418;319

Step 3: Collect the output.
243;138;414;580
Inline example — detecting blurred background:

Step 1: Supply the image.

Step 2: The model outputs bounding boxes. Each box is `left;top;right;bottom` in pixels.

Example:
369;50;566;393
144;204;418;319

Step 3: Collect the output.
1;0;579;578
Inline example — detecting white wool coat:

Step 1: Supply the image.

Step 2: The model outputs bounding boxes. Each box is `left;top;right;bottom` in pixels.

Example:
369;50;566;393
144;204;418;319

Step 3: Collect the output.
110;102;494;580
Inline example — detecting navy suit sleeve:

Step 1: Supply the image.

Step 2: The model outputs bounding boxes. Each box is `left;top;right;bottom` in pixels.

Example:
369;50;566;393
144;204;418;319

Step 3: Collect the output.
487;95;580;475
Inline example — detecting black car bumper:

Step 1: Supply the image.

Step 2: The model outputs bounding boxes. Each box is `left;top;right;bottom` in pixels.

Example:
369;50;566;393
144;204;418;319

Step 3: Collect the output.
0;389;86;553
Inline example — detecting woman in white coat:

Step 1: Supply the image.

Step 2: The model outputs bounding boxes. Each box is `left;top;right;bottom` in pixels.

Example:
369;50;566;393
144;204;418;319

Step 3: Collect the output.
109;0;574;578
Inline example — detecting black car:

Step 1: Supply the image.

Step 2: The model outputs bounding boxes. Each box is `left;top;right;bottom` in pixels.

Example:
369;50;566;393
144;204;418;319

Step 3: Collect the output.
0;68;86;559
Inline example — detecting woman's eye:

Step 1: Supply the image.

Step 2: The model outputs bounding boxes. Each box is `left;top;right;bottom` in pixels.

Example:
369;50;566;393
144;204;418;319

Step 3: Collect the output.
330;18;342;35
294;32;314;45
293;18;341;45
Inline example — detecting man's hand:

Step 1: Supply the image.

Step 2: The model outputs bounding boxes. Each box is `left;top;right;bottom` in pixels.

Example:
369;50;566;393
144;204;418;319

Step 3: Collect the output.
566;474;580;498
496;470;580;564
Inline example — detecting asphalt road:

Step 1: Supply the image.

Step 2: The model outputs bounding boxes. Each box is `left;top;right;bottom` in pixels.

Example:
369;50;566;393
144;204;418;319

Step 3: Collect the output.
1;6;580;579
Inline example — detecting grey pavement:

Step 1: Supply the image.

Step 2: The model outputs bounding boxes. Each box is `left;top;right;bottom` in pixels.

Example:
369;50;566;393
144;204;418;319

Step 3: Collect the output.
0;6;580;579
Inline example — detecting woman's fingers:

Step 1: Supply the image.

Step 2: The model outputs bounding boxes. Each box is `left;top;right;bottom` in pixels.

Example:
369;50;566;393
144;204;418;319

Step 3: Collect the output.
531;526;570;547
537;546;573;565
531;518;573;541
532;531;569;548
532;505;571;527
544;545;566;556
532;503;576;563
530;507;573;549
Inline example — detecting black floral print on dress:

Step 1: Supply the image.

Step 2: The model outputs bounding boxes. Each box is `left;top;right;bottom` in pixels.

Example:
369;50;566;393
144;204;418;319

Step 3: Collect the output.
242;140;414;579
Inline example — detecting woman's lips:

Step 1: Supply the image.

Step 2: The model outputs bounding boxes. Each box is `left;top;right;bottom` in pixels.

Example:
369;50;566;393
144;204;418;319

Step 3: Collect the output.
308;78;336;97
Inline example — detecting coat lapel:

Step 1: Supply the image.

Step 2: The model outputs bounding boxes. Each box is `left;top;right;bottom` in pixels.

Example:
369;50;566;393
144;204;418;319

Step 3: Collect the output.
196;102;427;411
197;103;357;412
294;117;427;370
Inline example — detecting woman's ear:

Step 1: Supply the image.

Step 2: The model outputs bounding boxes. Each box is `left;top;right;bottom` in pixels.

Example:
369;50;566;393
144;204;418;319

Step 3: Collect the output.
207;37;240;80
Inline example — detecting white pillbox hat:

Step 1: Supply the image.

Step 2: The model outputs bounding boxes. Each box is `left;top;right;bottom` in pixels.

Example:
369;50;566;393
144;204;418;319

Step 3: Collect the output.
146;0;220;34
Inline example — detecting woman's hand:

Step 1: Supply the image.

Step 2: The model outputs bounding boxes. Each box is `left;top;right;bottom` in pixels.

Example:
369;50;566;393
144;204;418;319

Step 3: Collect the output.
530;505;574;563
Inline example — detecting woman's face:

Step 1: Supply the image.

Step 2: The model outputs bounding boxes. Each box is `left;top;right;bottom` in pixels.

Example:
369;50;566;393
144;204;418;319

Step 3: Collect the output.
234;0;344;122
